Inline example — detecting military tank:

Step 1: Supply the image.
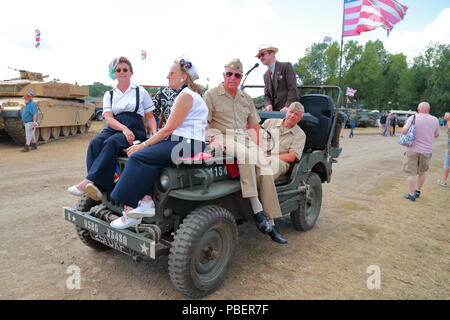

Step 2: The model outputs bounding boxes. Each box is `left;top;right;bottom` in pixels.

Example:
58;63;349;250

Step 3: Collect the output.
0;69;94;144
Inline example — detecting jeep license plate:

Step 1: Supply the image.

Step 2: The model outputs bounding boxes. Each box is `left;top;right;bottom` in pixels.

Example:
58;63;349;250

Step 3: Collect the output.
63;207;156;259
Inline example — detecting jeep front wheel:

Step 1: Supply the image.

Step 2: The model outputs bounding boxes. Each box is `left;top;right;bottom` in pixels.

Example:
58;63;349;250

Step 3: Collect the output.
290;172;322;231
168;205;238;298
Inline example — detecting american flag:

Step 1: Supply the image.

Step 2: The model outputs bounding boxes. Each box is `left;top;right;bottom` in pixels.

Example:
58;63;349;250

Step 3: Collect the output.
343;0;408;37
323;36;332;43
346;87;357;97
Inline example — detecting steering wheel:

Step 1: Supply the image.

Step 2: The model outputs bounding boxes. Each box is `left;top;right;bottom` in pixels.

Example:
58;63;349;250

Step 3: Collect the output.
260;125;275;154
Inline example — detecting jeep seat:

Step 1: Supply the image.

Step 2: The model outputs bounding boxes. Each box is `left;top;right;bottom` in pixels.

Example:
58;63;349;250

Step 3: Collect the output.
299;94;334;151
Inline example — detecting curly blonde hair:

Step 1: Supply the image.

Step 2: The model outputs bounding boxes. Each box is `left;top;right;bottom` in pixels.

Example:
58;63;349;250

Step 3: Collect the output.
174;59;202;95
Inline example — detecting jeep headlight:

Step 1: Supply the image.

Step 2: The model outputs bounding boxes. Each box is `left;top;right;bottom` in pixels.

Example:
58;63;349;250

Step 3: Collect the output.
159;173;170;191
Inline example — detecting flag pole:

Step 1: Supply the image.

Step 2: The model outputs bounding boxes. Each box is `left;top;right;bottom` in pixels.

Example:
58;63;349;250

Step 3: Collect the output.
339;0;345;90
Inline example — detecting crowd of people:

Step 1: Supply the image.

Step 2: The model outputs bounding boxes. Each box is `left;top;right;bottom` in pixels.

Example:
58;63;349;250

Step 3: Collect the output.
67;45;306;244
60;44;448;241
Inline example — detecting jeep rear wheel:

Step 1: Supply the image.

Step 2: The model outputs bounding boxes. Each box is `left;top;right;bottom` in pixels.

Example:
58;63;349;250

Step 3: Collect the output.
290;172;322;231
75;195;108;251
168;205;238;298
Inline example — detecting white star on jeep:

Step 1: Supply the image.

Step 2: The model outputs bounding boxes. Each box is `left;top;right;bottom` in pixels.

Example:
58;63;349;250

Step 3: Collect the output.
140;242;149;255
71;215;76;222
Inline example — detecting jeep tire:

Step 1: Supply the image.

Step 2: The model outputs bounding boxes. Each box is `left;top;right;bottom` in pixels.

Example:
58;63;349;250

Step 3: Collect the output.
290;172;322;231
74;195;109;251
168;205;238;298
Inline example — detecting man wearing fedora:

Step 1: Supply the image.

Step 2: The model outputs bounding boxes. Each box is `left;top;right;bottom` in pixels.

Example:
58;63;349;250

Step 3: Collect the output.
256;44;299;112
204;58;288;244
21;91;39;152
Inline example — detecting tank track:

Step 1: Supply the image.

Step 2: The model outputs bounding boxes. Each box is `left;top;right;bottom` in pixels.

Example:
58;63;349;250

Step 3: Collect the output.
4;118;26;145
3;118;91;145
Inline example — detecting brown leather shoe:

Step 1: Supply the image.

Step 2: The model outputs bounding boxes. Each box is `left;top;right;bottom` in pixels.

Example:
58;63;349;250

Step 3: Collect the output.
21;145;30;152
30;142;37;150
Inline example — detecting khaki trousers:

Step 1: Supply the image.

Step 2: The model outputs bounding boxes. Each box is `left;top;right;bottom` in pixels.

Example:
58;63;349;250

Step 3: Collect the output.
220;134;282;219
269;156;290;180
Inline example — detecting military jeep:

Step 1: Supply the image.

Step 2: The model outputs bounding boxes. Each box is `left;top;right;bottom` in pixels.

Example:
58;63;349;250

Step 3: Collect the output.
63;85;343;298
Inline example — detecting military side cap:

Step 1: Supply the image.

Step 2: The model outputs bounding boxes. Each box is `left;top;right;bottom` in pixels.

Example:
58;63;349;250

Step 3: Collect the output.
224;59;243;73
289;101;304;113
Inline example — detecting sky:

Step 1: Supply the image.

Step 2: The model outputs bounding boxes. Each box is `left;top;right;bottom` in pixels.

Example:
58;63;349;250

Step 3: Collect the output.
0;0;449;95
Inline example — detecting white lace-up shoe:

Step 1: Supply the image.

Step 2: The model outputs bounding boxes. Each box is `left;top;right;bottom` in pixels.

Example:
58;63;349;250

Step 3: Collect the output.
68;185;84;197
127;200;156;218
110;212;142;229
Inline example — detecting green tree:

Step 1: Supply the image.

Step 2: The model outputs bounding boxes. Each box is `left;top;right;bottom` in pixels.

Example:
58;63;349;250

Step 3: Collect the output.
294;42;341;85
88;82;112;97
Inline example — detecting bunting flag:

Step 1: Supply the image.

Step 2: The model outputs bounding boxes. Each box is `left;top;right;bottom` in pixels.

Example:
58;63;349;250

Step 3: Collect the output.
35;29;41;48
141;50;147;60
343;0;408;37
323;36;332;43
346;87;357;97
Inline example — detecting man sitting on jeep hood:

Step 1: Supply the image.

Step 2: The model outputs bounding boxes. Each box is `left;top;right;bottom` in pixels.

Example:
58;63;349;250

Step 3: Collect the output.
204;58;287;244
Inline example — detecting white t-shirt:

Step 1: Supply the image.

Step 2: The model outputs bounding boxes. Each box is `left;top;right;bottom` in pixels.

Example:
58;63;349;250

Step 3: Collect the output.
172;87;208;142
102;84;155;117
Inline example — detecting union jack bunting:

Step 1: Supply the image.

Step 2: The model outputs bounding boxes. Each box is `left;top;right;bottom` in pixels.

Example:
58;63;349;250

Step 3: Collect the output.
35;29;41;48
343;0;408;37
323;36;332;43
141;50;147;60
346;87;357;97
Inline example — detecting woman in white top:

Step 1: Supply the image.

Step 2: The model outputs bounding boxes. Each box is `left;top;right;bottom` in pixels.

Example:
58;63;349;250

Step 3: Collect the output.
68;57;157;200
110;57;208;229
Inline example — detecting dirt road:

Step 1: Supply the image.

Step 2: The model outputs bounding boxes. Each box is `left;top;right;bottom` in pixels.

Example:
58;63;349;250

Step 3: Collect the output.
0;123;448;300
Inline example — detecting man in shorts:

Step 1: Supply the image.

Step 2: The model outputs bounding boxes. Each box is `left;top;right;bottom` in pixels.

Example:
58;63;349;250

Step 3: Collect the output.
402;102;440;201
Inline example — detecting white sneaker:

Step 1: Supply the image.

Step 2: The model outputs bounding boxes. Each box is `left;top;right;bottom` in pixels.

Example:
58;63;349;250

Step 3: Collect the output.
127;200;156;218
85;183;102;201
110;212;142;229
437;180;448;187
68;185;84;197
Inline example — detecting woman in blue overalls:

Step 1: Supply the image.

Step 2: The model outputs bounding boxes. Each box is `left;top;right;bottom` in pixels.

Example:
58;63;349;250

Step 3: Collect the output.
68;57;157;200
110;58;208;229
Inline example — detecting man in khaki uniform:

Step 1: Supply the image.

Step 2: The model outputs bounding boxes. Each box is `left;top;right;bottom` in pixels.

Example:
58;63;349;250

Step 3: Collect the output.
204;58;287;244
262;102;306;180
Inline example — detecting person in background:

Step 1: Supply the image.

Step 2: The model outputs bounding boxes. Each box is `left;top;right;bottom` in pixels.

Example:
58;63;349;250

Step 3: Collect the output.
437;112;450;187
391;113;397;136
21;91;39;152
340;110;348;138
152;86;177;129
380;112;387;136
349;110;357;138
68;56;157;200
257;44;299;112
402;102;440;201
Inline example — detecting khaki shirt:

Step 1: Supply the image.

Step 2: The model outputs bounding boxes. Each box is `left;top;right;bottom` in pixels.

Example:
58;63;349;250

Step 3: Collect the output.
263;118;306;160
204;83;260;135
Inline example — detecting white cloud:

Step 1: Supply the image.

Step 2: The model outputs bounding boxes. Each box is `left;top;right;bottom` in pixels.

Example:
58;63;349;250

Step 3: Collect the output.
384;8;450;60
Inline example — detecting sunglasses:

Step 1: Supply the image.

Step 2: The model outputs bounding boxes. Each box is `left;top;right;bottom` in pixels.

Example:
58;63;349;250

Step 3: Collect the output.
115;68;129;73
225;72;243;79
258;51;271;59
